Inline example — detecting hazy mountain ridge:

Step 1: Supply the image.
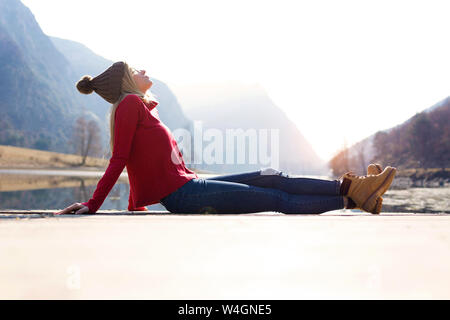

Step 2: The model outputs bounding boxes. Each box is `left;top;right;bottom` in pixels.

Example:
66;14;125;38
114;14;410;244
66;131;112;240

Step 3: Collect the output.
172;82;326;175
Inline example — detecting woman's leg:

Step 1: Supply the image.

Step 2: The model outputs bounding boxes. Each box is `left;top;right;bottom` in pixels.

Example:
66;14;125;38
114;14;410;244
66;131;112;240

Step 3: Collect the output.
160;178;344;214
205;168;340;196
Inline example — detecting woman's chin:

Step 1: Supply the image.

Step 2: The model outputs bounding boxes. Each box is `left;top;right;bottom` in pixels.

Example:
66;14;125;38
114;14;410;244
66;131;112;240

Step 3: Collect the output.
140;85;152;93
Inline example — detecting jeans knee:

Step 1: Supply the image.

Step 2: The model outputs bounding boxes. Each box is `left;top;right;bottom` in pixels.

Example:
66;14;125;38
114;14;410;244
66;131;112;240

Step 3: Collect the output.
260;167;281;176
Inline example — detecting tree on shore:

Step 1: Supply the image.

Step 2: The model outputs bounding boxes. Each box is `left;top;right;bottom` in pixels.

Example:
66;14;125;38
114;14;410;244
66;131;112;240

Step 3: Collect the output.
71;116;103;165
329;145;352;177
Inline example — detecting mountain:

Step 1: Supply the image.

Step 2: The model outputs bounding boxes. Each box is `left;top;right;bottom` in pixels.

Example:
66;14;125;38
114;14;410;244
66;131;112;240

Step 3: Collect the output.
329;97;450;176
0;0;82;151
170;82;326;175
0;0;194;155
425;96;450;113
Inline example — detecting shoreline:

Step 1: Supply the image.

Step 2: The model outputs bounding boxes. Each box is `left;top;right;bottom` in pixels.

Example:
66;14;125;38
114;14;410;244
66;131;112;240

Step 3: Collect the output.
393;168;450;188
1;165;444;181
0;165;106;171
0;165;220;176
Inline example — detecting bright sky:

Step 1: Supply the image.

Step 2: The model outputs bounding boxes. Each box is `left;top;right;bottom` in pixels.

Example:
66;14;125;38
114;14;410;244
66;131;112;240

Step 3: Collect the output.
21;0;450;161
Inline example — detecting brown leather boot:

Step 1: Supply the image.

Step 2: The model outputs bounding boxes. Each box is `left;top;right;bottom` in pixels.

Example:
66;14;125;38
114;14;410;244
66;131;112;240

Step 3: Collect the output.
340;166;396;214
342;164;384;212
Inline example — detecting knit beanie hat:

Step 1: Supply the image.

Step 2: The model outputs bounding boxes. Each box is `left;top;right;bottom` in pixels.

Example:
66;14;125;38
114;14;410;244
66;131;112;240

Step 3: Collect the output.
76;61;126;104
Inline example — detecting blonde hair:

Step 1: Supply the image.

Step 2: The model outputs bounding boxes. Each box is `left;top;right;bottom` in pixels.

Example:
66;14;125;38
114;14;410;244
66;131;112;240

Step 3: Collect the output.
109;62;158;152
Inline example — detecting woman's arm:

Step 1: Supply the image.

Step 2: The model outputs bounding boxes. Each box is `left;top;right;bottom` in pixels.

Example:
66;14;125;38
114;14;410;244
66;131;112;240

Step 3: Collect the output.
81;95;143;213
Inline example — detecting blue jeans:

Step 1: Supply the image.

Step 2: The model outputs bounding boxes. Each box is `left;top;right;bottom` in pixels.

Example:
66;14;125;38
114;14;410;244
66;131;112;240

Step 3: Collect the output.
159;168;344;214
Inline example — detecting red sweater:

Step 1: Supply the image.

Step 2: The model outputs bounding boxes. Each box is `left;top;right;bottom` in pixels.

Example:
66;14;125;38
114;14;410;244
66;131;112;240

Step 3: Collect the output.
82;94;198;213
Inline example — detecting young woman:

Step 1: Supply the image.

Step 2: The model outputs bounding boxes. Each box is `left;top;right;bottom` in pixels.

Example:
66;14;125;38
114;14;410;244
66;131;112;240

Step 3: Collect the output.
55;62;396;215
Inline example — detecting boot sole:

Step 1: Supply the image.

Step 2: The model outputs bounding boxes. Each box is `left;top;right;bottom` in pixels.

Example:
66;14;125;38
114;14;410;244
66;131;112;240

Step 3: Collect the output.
362;166;396;213
372;197;383;214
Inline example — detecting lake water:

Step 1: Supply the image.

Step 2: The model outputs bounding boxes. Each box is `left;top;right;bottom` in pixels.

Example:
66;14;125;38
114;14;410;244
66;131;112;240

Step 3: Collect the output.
0;169;448;213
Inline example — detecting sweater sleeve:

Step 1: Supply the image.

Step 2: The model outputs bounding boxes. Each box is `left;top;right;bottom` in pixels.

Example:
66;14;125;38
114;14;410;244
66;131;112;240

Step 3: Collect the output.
82;95;142;213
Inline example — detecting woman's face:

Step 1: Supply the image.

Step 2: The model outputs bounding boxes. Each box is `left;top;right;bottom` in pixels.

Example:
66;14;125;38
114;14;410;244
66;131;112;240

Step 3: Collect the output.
132;68;153;92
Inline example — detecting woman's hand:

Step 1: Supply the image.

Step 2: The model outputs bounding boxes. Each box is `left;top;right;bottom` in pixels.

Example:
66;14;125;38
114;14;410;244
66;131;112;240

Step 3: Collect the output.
54;203;90;215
